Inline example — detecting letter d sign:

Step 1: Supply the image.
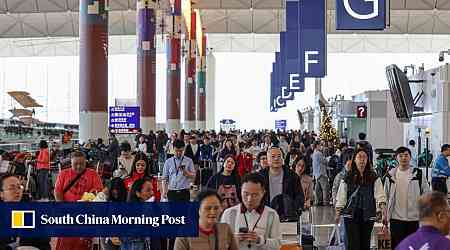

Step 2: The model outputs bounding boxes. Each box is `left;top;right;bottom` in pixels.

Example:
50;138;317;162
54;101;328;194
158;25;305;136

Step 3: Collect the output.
336;0;386;30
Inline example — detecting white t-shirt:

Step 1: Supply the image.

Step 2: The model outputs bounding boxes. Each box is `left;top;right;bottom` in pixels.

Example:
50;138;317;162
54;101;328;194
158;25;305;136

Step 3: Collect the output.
392;168;412;220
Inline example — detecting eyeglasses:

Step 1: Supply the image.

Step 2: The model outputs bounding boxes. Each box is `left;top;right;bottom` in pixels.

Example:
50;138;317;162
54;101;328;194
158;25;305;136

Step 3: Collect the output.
2;185;24;192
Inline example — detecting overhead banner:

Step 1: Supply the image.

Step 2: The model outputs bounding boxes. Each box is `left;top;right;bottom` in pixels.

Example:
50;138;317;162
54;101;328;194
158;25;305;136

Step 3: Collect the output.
109;106;140;134
284;0;305;93
274;53;287;110
279;32;295;102
336;0;386;30
299;0;327;78
0;202;199;237
220;119;236;131
281;31;304;98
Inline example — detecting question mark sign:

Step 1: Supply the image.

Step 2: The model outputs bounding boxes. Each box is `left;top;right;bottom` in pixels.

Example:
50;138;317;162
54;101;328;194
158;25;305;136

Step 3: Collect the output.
358;106;365;117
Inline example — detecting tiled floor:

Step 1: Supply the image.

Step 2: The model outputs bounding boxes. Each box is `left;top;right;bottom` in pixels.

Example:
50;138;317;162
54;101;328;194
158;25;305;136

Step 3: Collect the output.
281;206;385;249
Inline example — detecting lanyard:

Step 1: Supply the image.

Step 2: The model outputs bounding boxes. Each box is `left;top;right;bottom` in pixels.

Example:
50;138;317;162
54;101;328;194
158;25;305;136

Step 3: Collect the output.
243;211;263;232
173;156;184;174
243;210;263;249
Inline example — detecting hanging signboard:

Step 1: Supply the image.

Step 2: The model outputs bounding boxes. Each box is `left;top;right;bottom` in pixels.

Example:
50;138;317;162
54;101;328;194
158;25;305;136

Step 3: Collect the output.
336;0;386;30
109;106;140;134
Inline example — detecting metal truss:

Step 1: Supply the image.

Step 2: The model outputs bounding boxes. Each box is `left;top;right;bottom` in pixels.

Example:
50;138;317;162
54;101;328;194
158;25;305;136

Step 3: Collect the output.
1;33;450;57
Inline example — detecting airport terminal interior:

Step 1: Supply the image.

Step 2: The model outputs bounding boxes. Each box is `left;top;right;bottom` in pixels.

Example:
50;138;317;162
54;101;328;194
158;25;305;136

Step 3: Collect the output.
2;0;450;249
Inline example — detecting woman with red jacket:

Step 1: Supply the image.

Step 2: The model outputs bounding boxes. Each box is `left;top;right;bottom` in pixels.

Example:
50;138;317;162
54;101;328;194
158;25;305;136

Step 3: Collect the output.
36;140;50;201
123;152;161;201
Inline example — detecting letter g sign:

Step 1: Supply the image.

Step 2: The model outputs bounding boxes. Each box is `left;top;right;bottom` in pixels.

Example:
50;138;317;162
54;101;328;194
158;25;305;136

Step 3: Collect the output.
343;0;378;20
336;0;386;30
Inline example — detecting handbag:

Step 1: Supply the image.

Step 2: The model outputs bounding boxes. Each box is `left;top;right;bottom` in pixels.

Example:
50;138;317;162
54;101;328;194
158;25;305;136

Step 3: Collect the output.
377;225;391;250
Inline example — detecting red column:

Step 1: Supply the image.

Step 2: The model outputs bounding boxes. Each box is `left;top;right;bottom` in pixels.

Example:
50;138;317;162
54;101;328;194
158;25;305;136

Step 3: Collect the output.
79;0;108;143
184;10;197;131
166;0;182;132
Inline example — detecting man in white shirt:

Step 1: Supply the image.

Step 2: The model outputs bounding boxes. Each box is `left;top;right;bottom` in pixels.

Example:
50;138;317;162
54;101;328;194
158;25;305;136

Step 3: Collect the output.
385;146;430;249
221;173;281;250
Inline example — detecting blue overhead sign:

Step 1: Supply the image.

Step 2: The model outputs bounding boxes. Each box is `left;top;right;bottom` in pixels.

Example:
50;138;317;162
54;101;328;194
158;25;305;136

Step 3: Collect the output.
299;0;327;78
336;0;386;30
109;106;140;134
270;0;326;112
275;120;287;130
220;119;236;125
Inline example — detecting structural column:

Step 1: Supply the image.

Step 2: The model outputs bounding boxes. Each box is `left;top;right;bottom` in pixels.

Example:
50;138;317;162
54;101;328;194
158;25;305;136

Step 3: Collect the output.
166;0;182;133
205;49;216;130
196;35;207;130
137;0;157;133
184;10;197;131
79;0;109;143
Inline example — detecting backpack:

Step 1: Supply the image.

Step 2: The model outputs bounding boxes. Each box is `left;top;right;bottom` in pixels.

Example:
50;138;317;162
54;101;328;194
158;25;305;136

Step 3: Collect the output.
270;194;299;222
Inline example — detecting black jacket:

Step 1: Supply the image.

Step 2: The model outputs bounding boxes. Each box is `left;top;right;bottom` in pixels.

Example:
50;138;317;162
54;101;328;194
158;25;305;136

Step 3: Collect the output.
259;167;305;216
185;144;201;165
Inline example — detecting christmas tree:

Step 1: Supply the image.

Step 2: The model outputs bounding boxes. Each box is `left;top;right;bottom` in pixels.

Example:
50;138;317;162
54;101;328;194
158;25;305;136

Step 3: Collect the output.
319;108;339;145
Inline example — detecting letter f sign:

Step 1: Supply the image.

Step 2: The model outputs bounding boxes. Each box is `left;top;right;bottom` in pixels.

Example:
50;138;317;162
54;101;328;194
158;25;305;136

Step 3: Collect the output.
344;0;378;20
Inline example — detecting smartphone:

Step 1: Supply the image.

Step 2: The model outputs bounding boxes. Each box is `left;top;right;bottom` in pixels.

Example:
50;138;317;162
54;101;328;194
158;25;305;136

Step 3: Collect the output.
239;227;249;233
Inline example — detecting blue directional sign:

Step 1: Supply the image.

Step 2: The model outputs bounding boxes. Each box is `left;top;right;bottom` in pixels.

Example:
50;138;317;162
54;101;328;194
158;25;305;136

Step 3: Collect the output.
270;0;326;112
220;119;236;125
273;53;287;110
109;106;140;134
336;0;386;30
279;32;297;101
275;120;287;130
299;0;327;77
